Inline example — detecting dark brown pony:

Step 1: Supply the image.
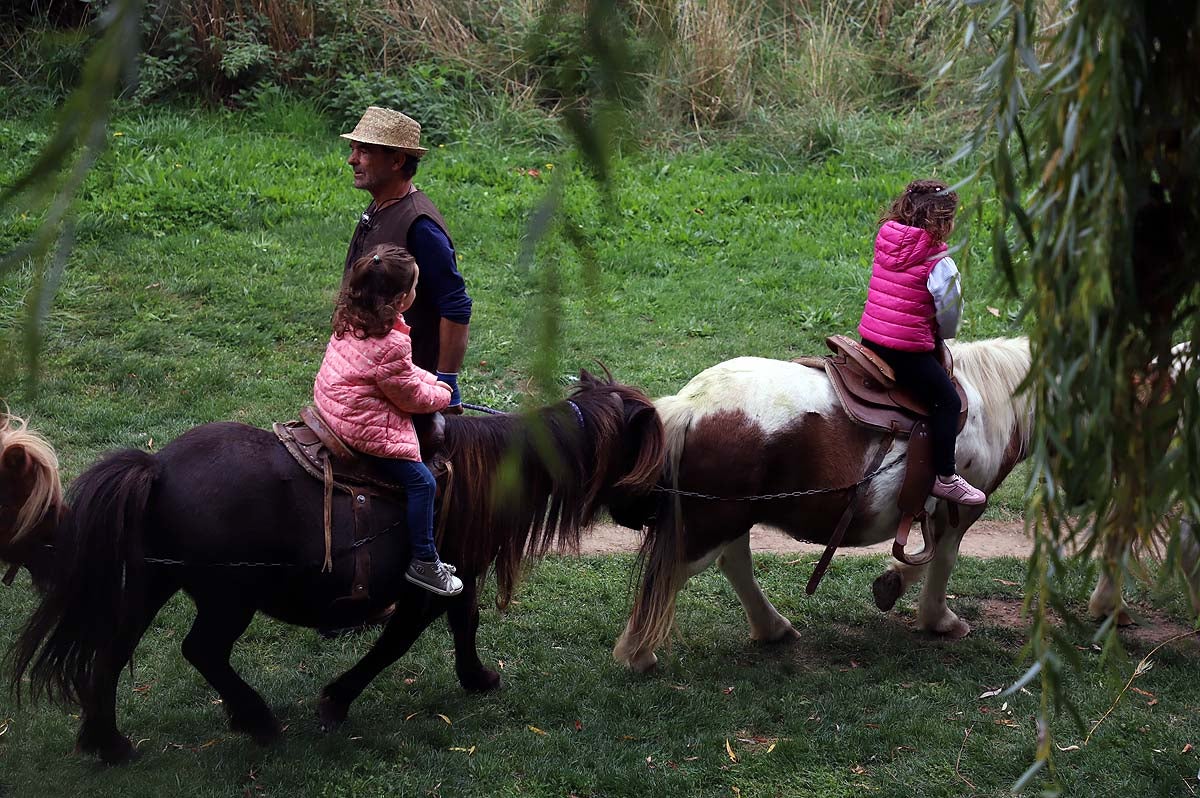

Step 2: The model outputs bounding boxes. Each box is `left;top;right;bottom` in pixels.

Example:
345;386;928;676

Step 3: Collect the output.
3;371;664;764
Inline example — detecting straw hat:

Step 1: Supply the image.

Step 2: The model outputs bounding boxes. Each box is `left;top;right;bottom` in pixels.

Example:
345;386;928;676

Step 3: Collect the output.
341;107;429;156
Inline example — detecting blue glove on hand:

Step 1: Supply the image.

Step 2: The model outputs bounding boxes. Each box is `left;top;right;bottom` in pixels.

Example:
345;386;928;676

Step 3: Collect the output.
436;372;462;410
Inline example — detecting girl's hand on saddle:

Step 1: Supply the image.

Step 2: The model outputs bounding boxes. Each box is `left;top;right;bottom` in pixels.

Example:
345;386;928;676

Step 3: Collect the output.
435;380;452;394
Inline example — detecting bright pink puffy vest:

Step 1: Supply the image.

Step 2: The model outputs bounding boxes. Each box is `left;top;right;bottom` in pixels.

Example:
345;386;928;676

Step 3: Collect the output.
857;221;946;352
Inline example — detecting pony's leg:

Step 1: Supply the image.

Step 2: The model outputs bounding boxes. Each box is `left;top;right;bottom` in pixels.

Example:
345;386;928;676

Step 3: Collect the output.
1088;571;1133;627
715;532;798;643
180;595;278;744
1087;529;1136;626
871;525;940;612
613;547;721;673
76;575;179;765
319;603;441;731
446;577;500;692
912;511;984;639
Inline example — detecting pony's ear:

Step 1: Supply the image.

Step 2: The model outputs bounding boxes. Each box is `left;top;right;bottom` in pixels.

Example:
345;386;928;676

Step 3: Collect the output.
578;369;597;387
1;445;30;477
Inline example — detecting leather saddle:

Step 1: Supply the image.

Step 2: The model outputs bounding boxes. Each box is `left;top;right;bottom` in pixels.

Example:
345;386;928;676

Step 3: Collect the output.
273;407;448;605
793;336;971;592
797;334;968;436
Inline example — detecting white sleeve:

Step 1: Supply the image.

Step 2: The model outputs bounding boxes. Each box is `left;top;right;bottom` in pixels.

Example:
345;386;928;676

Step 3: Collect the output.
927;256;962;339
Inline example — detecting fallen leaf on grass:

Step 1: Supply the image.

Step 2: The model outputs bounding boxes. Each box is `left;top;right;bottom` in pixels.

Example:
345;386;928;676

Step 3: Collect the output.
436;714;452;725
1132;687;1155;698
992;578;1020;586
766;742;777;753
987;306;1001;317
448;746;476;756
994;718;1019;728
528;725;547;736
725;739;738;763
731;787;741;797
1183;743;1194;754
574;720;583;732
1055;743;1081;752
0;718;10;736
979;688;1002;699
851;765;867;775
723;687;735;695
405;712;419;721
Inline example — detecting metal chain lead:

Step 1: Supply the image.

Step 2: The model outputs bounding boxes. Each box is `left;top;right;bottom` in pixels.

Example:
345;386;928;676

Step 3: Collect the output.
651;453;906;502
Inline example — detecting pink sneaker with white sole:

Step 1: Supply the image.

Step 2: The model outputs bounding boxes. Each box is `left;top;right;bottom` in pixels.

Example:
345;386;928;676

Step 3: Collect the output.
931;473;986;506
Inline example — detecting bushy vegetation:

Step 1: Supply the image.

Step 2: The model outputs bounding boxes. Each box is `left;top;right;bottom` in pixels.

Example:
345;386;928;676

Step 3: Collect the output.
1;0;986;152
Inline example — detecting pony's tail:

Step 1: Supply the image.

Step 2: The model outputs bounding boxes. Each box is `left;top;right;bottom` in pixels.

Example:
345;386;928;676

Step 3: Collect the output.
615;395;693;669
8;449;159;707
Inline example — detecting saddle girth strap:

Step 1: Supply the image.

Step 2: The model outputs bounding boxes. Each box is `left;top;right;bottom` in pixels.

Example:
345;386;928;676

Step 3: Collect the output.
322;457;334;573
805;435;895;595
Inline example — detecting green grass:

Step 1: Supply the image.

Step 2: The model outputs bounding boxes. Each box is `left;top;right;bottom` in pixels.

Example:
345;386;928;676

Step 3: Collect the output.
0;555;1197;797
0;99;1162;795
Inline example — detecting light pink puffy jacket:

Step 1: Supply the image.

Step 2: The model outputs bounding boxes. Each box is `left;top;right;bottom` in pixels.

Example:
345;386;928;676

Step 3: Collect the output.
313;317;451;461
857;221;946;352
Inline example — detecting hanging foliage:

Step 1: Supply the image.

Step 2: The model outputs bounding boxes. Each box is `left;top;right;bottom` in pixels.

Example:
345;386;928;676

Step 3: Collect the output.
962;0;1200;788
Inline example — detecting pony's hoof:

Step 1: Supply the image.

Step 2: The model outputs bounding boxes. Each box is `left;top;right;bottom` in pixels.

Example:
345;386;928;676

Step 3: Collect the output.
459;668;501;693
929;618;971;640
621;651;658;673
872;571;904;612
77;732;137;765
230;713;282;746
752;623;800;645
317;695;349;732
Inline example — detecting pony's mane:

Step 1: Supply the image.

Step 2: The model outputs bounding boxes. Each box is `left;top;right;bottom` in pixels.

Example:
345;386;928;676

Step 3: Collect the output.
948;337;1034;455
1;413;63;544
439;378;660;608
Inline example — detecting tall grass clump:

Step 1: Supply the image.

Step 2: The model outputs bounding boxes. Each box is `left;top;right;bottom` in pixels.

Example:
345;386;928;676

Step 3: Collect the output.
2;0;994;153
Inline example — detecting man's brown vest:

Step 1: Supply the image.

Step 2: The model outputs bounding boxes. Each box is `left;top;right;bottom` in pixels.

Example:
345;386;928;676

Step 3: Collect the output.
343;190;455;372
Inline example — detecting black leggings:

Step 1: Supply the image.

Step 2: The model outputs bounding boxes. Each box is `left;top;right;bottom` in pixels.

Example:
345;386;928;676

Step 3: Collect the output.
861;339;960;476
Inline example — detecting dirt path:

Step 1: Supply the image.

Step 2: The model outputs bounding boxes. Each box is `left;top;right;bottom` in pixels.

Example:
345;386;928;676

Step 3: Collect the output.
578;518;1032;558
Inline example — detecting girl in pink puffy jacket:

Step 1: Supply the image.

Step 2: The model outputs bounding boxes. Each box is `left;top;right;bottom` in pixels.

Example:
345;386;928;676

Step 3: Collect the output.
857;179;985;506
314;244;463;596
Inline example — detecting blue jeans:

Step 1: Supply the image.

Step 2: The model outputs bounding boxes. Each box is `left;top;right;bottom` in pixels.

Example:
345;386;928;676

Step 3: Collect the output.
369;456;439;562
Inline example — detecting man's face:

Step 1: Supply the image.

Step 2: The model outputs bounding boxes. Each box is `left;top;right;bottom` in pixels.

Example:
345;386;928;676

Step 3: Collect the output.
347;141;400;193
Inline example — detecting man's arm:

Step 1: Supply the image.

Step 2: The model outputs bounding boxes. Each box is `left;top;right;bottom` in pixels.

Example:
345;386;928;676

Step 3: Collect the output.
437;318;469;374
409;216;473;409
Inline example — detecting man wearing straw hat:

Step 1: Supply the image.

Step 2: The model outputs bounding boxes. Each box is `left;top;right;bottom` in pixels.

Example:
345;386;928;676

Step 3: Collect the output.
341;106;472;412
318;107;471;639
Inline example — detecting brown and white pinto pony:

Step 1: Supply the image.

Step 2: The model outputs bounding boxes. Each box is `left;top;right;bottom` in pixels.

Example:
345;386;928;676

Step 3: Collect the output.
611;337;1034;672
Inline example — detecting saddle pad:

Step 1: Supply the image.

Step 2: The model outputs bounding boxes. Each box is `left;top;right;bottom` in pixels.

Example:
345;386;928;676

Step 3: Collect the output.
273;421;400;496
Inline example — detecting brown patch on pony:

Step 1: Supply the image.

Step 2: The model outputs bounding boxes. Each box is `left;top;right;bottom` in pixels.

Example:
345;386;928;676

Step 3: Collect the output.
623;407;883;663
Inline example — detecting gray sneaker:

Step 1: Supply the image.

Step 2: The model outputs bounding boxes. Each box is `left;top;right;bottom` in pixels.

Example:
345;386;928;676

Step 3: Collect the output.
405;559;464;597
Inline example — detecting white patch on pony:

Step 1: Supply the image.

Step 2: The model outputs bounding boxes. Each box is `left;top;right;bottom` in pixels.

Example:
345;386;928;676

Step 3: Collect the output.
669;357;838;434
